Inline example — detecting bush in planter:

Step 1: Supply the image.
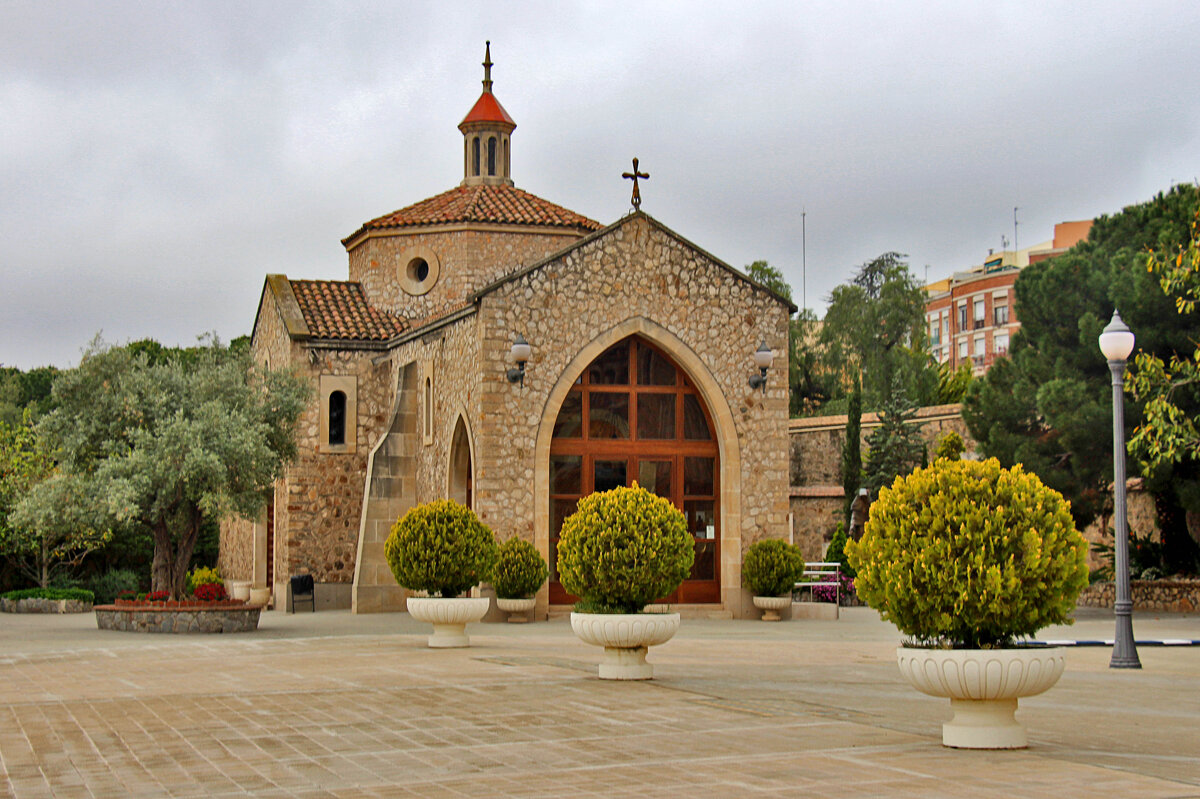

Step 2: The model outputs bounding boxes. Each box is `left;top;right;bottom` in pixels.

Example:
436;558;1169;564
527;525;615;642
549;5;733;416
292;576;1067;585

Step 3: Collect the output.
193;582;229;602
493;537;548;599
846;457;1088;648
1;587;94;602
557;483;693;614
742;539;806;597
88;569;142;604
384;499;499;597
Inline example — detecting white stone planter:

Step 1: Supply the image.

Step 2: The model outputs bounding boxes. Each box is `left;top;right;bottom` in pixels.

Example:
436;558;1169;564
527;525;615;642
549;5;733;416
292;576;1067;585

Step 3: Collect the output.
752;595;791;621
248;587;271;607
407;596;490;648
570;612;680;680
896;646;1067;749
495;597;536;623
226;580;251;602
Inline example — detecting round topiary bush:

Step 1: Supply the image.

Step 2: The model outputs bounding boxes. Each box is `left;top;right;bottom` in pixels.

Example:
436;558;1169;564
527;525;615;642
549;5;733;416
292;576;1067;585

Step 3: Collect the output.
557;483;694;614
846;457;1089;648
385;499;499;598
742;539;806;596
493;537;549;599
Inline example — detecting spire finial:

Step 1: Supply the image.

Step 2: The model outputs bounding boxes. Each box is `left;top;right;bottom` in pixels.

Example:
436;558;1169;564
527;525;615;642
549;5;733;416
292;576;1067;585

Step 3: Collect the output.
482;41;493;94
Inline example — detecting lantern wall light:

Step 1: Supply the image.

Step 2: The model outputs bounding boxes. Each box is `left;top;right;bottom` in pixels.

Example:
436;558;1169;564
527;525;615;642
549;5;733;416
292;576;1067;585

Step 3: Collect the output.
748;341;774;393
507;334;531;386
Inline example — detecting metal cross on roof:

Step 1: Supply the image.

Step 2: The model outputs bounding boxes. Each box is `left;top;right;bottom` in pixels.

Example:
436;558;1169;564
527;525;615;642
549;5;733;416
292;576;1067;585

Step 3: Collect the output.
622;157;649;210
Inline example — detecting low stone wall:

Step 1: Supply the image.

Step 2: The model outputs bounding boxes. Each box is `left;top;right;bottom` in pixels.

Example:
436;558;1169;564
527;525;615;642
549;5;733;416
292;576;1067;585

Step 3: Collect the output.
1;598;93;614
1077;580;1200;613
95;605;262;633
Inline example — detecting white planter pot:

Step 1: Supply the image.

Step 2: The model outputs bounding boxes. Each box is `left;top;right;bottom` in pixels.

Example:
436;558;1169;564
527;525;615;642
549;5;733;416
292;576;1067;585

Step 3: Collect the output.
226;580;251;602
896;646;1067;749
407;596;491;648
248;587;271;607
752;595;791;621
496;597;536;623
570;612;680;680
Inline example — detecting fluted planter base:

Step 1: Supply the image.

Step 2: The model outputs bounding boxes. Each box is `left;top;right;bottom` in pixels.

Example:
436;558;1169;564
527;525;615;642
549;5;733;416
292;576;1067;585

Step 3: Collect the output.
752;595;791;621
896;647;1066;749
407;596;490;648
496;597;536;623
570;612;680;680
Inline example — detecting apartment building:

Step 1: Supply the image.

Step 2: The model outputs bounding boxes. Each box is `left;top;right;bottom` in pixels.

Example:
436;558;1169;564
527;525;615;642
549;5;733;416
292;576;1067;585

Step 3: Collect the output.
925;220;1092;374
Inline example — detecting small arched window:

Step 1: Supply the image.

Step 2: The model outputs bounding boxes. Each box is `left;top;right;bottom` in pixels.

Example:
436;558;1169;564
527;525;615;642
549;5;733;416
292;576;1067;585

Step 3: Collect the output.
487;137;497;176
423;376;433;445
328;390;346;446
472;137;481;176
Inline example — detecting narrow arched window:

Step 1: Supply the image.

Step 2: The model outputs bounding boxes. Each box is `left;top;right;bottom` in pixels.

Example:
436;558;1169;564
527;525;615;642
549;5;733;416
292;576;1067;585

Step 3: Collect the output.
472;138;481;176
503;137;510;177
487;137;497;176
328;390;346;446
423;376;433;444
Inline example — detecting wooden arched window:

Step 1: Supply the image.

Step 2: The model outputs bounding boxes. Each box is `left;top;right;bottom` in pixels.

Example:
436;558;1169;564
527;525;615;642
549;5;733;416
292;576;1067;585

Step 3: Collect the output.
549;336;719;604
328;390;346;446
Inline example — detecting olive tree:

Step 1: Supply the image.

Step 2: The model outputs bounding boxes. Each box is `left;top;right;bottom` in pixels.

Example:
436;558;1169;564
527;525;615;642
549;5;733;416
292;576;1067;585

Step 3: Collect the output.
24;340;309;599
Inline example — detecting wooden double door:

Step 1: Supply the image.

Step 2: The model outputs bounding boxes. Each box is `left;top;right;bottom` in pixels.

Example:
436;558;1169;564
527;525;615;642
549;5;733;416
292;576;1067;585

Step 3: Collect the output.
548;336;720;605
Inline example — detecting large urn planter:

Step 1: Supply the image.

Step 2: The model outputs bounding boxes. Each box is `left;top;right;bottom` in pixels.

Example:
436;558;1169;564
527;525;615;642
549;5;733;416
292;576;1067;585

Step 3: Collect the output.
570;612;680;680
752;595;791;621
407;596;490;648
896;647;1067;749
495;597;536;623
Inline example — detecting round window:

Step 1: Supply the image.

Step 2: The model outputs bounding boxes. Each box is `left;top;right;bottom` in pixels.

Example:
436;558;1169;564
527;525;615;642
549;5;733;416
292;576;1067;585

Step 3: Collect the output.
397;247;440;296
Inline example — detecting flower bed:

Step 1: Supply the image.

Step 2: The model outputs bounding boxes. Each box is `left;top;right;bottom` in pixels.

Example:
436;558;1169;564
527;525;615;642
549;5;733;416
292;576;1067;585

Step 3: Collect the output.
95;601;261;634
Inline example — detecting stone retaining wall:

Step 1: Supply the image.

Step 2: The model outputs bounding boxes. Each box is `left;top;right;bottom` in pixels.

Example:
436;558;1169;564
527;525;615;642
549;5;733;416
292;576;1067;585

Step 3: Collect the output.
1077;580;1200;613
1;598;93;614
94;605;262;633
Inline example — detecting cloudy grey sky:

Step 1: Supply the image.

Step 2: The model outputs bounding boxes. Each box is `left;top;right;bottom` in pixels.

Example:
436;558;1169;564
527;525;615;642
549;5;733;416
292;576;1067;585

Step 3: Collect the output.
3;1;1199;369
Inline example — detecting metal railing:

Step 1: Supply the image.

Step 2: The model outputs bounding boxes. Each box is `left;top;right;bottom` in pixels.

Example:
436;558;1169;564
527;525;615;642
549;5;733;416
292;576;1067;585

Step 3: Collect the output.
794;562;841;605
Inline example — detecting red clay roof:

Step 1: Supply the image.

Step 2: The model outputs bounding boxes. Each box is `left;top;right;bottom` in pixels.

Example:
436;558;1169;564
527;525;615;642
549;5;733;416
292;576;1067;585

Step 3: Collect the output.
346;184;600;242
289;280;407;341
460;92;515;127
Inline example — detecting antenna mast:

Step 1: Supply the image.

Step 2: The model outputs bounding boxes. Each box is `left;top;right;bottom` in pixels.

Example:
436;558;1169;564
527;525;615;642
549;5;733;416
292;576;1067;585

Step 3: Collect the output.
1013;206;1020;264
801;210;807;312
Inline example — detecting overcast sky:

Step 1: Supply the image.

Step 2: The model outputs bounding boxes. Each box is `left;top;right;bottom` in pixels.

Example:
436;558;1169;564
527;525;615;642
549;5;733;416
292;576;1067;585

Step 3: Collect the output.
3;1;1199;369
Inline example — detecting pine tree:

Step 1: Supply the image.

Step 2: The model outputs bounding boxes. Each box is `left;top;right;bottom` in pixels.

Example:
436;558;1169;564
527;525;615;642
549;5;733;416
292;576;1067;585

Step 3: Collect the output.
864;375;927;498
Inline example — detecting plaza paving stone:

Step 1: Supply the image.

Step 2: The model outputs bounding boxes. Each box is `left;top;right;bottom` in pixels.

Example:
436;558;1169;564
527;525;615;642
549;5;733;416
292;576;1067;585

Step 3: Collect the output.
0;606;1197;797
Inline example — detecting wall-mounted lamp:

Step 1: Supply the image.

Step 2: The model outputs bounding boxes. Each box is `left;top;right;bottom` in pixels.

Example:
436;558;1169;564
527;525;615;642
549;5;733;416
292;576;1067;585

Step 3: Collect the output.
748;340;774;393
507;334;531;386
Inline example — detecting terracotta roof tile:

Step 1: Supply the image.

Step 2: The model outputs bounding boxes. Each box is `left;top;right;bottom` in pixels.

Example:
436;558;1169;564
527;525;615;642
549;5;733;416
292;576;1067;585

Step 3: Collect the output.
346;184;600;242
460;92;515;127
289;280;407;341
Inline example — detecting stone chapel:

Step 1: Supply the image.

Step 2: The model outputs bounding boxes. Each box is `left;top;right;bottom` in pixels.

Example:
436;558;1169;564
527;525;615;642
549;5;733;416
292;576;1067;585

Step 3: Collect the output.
219;44;794;619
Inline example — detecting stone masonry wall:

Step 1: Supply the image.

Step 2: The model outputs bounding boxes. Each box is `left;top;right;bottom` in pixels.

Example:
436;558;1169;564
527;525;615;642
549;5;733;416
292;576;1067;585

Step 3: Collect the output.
472;214;792;616
348;227;584;323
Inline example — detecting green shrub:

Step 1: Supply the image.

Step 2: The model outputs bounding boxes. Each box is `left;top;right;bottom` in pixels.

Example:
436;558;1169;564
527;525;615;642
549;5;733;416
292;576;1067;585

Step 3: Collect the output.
493;537;548;599
846;457;1088;648
742;539;806;596
185;566;223;594
557;483;693;614
88;569;142;604
934;431;965;461
1;587;94;602
824;523;855;579
384;499;499;598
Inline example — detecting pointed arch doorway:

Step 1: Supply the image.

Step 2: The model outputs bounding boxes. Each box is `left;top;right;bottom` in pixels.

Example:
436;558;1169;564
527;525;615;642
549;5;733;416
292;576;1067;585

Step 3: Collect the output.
548;335;720;604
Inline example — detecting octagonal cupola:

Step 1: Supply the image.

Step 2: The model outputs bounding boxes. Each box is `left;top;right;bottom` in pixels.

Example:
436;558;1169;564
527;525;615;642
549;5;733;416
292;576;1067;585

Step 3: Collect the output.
459;41;516;187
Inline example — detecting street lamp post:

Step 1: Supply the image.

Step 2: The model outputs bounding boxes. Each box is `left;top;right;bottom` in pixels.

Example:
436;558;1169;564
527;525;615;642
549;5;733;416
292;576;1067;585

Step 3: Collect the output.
1098;309;1141;669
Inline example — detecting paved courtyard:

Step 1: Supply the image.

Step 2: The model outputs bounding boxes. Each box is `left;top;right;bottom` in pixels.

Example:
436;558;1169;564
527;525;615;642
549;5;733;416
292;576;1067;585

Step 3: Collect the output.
0;606;1197;798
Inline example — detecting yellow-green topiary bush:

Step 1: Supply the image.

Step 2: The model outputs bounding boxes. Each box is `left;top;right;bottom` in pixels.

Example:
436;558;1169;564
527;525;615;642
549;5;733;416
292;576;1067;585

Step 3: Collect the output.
493;537;549;599
846;457;1088;648
385;500;499;598
742;539;806;596
557;483;694;614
